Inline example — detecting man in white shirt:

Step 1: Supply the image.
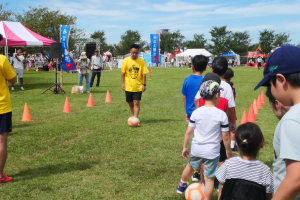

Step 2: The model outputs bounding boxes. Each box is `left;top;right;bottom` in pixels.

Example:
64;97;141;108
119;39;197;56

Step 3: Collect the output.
257;56;262;70
11;48;26;91
90;49;103;88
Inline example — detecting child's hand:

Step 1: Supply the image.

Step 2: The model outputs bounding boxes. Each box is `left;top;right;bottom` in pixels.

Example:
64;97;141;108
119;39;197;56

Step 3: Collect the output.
227;151;235;159
182;148;189;159
185;114;190;123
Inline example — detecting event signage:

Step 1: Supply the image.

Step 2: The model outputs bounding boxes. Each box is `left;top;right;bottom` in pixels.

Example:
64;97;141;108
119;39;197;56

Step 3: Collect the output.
61;26;76;71
150;34;160;63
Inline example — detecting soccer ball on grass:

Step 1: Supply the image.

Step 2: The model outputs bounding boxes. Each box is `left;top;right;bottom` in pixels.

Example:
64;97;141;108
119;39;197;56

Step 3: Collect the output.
185;183;205;200
127;116;140;127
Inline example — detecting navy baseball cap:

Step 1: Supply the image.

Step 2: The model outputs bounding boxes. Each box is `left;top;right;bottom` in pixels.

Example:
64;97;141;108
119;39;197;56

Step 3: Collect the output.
254;46;300;90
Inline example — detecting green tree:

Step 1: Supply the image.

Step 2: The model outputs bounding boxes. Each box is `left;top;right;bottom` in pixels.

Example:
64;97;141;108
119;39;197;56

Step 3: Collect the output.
183;34;207;49
90;30;107;54
230;31;250;56
117;30;146;55
249;43;259;52
259;29;275;53
273;32;291;46
16;6;85;57
0;3;15;21
209;26;232;55
160;30;185;54
297;43;300;48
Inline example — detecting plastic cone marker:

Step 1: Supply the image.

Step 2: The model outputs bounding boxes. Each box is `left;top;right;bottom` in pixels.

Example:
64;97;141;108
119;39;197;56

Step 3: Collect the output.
257;95;263;109
87;93;94;107
22;103;33;121
240;110;248;125
63;97;71;113
253;100;260;115
261;91;266;103
105;90;111;102
248;104;257;122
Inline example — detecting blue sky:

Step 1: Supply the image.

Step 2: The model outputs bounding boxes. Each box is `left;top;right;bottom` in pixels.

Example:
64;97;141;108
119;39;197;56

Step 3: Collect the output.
5;0;300;46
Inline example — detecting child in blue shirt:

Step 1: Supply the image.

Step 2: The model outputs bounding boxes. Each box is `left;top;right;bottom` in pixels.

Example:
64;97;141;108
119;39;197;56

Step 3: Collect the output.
182;55;207;122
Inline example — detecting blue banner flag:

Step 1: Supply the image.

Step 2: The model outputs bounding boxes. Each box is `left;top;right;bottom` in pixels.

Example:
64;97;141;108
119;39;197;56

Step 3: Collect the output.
150;34;160;63
61;26;76;71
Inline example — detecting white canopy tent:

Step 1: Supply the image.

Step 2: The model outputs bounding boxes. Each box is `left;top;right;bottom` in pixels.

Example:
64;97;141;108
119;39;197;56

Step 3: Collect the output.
176;49;212;59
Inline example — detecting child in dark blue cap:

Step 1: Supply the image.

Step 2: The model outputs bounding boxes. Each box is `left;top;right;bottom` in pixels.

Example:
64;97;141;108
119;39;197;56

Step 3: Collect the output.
254;46;300;200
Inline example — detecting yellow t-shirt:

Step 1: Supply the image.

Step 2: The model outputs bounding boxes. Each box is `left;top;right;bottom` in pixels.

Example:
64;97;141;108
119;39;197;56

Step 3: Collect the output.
122;57;149;92
0;55;16;114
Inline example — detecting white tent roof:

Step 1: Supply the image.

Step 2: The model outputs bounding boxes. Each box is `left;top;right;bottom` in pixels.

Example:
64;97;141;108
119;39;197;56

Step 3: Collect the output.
176;49;212;57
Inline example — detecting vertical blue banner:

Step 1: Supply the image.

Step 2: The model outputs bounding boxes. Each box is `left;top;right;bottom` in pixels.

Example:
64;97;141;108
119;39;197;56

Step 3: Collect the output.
61;26;76;71
150;34;160;63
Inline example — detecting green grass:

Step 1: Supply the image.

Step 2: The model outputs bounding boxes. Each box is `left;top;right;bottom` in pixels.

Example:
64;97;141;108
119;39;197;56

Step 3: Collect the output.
2;66;277;199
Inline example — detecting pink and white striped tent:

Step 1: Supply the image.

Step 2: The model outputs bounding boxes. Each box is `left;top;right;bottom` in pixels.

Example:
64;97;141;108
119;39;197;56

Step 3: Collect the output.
0;21;56;56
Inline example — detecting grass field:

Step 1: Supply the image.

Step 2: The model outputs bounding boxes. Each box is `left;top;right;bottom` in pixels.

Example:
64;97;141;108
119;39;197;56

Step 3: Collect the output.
1;66;278;199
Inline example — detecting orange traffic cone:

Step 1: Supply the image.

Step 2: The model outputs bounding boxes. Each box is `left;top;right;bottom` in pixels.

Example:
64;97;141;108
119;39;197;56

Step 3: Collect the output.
63;97;71;113
240;110;248;125
253;99;260;115
27;66;30;71
22;103;32;121
87;93;94;107
248;104;257;122
257;95;263;109
105;90;111;102
261;91;266;103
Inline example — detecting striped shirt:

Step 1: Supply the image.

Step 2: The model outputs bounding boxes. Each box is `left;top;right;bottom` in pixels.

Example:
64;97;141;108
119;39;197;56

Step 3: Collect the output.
216;157;274;193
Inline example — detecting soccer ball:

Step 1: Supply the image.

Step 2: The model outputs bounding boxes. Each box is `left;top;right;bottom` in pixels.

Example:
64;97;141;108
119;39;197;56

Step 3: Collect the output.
127;116;140;127
185;183;205;200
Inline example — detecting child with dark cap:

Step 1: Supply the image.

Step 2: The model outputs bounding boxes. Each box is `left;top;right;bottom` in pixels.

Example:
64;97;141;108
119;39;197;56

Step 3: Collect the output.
254;46;300;200
195;57;237;149
177;80;233;200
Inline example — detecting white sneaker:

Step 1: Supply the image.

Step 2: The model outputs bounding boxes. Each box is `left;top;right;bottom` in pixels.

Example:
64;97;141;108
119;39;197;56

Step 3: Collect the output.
11;87;14;91
20;87;25;90
86;91;90;93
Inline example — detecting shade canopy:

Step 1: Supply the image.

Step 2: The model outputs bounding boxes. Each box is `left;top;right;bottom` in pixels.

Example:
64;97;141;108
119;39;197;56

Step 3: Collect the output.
176;49;212;57
0;21;56;47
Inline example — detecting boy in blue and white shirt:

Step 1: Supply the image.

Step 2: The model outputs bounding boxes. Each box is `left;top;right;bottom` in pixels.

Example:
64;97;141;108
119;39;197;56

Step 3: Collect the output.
177;80;234;200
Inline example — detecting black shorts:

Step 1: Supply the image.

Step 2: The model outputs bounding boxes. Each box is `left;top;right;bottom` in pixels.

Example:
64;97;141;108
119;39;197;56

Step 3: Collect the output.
258;62;261;67
219;140;227;162
0;112;12;134
125;91;142;102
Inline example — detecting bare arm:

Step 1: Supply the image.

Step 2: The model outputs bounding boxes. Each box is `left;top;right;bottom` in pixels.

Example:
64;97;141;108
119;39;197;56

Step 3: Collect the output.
14;54;21;62
272;159;300;200
218;184;223;200
121;72;125;91
8;76;16;84
228;107;236;131
194;98;199;109
183;95;186;109
222;131;234;158
182;126;195;159
142;74;146;92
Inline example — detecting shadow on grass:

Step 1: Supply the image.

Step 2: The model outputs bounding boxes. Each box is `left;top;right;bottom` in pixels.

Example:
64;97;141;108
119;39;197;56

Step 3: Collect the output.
142;119;182;124
11;160;98;182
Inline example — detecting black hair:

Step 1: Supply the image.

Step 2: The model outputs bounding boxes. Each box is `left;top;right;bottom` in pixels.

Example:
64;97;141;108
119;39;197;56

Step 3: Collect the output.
16;47;22;51
223;68;234;80
212;57;228;76
270;72;300;88
0;34;3;42
265;86;277;110
202;92;219;101
192;55;207;72
130;44;140;50
235;122;264;157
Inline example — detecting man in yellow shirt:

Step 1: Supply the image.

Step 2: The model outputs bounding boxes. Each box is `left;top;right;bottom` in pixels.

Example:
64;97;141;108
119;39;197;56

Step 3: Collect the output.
0;34;16;183
121;44;149;123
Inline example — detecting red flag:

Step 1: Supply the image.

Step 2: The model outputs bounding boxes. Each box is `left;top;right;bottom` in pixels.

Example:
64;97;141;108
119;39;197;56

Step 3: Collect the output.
256;44;261;52
247;38;250;47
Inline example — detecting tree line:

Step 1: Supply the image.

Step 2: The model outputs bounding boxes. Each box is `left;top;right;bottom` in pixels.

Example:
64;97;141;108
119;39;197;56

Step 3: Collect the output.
1;4;299;57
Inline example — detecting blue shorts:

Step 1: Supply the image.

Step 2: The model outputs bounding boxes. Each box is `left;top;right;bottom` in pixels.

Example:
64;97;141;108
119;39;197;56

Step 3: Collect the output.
0;112;12;134
189;156;219;179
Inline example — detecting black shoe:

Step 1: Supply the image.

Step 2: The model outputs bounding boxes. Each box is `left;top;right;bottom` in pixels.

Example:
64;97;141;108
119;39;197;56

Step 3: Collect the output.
192;171;201;182
231;144;239;151
96;85;99;87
